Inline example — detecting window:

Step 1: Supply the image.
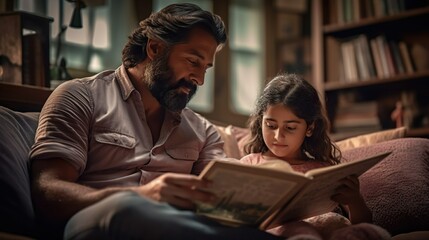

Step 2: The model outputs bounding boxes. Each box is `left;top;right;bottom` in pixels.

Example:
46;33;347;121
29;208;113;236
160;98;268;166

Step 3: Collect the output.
45;0;138;74
229;0;264;115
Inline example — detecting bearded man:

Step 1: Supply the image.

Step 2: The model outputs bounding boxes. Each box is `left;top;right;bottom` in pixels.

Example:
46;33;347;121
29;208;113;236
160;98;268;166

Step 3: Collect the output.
29;3;284;240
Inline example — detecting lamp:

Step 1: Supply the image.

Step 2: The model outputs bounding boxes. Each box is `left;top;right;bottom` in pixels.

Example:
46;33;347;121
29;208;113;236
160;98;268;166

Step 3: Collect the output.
52;0;86;82
68;0;86;28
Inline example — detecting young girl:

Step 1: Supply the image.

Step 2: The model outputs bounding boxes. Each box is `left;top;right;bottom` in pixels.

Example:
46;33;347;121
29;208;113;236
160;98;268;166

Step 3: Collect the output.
240;74;390;240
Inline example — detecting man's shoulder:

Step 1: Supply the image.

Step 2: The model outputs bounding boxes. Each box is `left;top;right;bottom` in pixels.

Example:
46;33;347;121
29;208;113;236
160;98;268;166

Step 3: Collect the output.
77;69;116;85
56;69;116;89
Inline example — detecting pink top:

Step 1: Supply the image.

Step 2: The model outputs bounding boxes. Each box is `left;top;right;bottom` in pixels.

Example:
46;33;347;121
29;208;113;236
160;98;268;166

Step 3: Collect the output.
30;65;226;188
240;153;330;173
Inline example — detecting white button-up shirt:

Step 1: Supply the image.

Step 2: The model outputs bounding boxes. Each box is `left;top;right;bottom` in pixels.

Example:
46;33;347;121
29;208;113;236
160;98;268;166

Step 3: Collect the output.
30;65;226;188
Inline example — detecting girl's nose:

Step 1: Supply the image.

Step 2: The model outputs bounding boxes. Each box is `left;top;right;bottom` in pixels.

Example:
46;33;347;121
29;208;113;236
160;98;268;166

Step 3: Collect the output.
274;129;284;140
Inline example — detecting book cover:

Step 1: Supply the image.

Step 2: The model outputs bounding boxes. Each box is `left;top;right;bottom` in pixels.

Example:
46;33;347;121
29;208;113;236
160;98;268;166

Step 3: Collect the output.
196;152;392;229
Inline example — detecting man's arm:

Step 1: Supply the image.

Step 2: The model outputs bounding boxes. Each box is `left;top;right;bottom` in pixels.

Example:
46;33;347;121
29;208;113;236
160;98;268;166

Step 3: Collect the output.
31;158;124;222
31;158;216;224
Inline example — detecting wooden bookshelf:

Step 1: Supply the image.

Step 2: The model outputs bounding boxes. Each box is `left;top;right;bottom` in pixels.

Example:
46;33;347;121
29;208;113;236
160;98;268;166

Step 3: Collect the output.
312;0;429;138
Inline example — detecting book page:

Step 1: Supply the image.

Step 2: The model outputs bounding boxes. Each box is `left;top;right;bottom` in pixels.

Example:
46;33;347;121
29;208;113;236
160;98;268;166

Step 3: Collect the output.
196;160;309;226
263;151;391;229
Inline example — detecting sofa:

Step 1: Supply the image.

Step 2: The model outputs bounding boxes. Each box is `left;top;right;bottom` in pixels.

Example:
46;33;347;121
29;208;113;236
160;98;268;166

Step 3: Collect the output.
1;105;429;239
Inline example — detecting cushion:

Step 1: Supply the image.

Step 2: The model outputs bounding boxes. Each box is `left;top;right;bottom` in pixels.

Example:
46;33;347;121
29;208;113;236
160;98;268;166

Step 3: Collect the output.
214;125;242;159
0;106;39;237
219;124;407;159
336;127;407;152
341;138;429;236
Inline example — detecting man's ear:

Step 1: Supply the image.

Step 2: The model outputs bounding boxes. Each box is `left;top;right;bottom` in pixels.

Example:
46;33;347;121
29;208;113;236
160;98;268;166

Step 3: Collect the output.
306;123;315;137
146;39;164;60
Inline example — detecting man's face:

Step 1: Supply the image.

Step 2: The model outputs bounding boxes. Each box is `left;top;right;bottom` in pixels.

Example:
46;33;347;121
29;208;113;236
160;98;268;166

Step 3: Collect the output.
144;27;219;112
144;49;196;112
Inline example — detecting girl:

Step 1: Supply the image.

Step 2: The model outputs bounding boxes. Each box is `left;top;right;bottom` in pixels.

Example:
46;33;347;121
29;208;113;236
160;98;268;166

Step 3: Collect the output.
240;74;390;240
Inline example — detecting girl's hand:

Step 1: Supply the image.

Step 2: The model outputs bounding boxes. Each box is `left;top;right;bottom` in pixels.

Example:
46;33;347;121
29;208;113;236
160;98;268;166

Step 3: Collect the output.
331;175;363;206
331;175;373;223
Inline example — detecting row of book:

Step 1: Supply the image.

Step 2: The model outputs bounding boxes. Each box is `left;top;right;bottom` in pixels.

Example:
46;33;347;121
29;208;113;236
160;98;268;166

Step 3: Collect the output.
339;34;415;83
331;0;429;24
331;96;381;140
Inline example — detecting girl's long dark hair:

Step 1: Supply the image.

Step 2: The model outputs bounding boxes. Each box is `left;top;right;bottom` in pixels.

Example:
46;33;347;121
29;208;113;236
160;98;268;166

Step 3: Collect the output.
244;73;341;165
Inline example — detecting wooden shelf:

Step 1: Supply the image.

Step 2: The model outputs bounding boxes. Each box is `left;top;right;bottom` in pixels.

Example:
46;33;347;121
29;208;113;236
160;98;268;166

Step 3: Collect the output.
0;82;52;112
323;7;429;36
407;127;429;138
324;70;429;92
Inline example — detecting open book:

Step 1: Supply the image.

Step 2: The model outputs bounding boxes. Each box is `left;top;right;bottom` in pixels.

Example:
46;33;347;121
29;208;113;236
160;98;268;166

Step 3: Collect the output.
196;151;391;230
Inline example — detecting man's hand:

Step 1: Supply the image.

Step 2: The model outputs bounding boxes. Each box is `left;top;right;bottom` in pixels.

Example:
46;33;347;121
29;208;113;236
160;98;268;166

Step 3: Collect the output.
135;173;215;209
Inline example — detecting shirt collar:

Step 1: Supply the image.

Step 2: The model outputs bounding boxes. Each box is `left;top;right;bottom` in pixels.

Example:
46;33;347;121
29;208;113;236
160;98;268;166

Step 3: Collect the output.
115;65;135;101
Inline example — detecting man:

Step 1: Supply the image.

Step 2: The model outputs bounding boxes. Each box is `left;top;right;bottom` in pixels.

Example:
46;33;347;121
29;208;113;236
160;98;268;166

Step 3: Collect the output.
30;3;282;240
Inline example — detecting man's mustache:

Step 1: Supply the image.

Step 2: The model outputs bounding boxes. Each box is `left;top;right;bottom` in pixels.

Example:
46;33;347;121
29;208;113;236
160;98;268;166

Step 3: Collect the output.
169;79;197;93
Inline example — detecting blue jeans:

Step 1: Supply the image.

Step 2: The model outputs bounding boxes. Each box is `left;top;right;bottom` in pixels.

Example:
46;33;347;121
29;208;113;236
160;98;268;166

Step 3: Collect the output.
64;191;282;240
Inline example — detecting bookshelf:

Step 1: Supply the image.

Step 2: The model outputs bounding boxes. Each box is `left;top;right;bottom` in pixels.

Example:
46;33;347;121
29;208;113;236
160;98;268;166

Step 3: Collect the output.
271;0;312;82
312;0;429;140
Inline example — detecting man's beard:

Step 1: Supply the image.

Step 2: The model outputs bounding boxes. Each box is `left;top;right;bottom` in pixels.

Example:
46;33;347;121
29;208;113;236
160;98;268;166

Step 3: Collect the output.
143;50;197;112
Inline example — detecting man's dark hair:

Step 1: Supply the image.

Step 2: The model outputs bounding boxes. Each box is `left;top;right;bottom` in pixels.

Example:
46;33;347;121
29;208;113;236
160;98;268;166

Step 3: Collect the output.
122;3;227;68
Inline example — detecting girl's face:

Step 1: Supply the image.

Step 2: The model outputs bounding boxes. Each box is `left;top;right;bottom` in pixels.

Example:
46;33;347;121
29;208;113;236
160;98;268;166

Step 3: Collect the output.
262;103;313;160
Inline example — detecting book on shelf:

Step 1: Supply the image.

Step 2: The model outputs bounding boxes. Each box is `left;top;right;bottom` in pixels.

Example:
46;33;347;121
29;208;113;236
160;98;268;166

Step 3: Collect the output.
352;34;378;80
357;34;377;79
333;99;381;132
383;39;397;75
326;36;342;83
369;37;385;78
398;41;415;74
343;0;353;23
353;37;370;80
195;152;391;230
363;0;375;18
375;35;392;77
340;40;359;82
410;43;428;72
389;40;405;74
331;0;414;24
372;0;387;17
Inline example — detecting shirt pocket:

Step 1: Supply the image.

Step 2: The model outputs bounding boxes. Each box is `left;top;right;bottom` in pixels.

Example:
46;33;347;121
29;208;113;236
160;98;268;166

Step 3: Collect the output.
165;147;199;162
94;132;136;149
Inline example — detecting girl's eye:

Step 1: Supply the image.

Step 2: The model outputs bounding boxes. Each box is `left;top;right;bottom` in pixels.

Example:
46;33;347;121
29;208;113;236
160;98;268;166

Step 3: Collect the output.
286;126;297;131
265;121;277;129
